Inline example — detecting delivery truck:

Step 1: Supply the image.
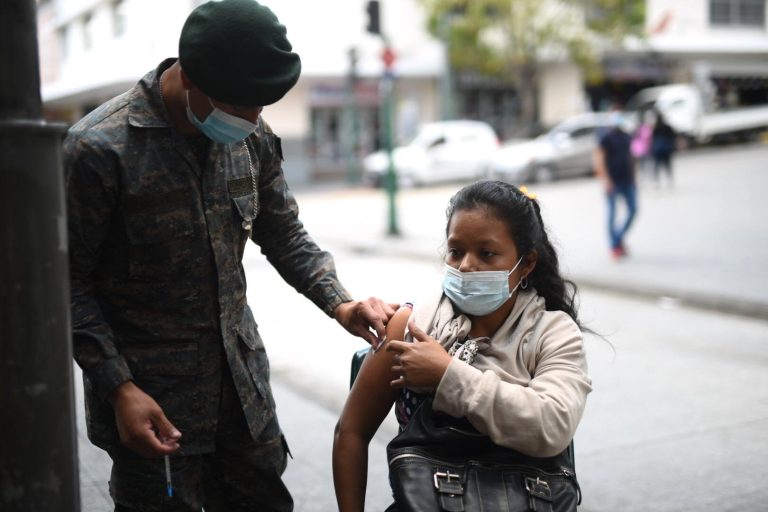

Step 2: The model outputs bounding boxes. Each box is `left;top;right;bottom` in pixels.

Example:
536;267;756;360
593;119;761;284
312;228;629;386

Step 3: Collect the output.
626;83;768;145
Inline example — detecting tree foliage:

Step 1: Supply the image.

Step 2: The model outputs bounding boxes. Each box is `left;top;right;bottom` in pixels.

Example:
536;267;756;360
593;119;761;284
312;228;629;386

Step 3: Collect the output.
419;0;645;132
586;0;646;42
422;0;644;78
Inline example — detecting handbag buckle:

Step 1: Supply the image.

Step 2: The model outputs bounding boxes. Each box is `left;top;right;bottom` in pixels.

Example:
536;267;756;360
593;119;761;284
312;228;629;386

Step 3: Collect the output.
525;476;553;507
433;470;461;490
434;470;465;511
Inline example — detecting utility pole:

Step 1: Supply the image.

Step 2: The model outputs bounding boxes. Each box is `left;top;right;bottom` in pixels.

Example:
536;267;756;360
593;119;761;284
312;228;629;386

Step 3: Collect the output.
439;12;456;121
344;47;360;184
366;0;400;236
0;1;80;511
380;44;399;236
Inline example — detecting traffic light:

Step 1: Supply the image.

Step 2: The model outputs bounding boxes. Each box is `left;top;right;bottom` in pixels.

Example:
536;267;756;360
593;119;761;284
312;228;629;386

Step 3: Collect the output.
366;0;380;35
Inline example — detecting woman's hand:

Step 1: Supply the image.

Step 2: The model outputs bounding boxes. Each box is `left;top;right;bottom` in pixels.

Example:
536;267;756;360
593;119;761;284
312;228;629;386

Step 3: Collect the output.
387;320;452;390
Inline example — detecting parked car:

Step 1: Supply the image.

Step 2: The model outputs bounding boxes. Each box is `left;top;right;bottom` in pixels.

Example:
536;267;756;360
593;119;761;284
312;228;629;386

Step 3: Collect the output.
491;112;621;183
362;120;499;187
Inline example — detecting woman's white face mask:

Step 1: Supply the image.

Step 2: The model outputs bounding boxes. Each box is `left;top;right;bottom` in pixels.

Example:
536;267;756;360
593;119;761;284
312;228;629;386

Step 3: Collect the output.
441;256;525;316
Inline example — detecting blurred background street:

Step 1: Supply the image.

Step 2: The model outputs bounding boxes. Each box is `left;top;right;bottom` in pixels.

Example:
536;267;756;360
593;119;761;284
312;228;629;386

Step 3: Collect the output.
5;0;768;510
75;142;768;511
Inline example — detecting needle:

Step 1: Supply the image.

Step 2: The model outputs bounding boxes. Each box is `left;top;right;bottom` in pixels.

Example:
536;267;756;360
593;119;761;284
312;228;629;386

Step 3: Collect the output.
164;455;173;497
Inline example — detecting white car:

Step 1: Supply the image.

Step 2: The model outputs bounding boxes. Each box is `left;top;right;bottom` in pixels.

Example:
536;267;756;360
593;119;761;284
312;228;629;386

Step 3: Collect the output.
362;120;499;187
491;112;623;183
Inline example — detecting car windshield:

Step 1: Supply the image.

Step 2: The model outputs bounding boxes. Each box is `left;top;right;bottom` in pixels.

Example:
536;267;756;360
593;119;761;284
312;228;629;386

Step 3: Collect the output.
407;125;446;149
545;115;612;139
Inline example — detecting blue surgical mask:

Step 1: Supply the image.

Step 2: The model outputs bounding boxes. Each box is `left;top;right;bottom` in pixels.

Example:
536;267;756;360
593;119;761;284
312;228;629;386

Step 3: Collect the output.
185;91;258;144
442;257;525;316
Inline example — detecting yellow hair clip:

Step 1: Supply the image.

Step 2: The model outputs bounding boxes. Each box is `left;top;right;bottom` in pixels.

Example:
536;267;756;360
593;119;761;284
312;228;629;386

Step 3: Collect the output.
519;185;538;200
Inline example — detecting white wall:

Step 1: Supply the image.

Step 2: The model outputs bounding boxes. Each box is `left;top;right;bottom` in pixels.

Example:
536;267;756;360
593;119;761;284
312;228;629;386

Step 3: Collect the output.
261;0;442;78
41;0;443;104
539;64;587;125
264;80;309;137
39;0;445;142
646;0;768;53
42;0;192;106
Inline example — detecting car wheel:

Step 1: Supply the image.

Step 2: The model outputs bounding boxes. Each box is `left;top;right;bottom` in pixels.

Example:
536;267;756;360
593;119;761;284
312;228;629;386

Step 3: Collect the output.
533;165;555;183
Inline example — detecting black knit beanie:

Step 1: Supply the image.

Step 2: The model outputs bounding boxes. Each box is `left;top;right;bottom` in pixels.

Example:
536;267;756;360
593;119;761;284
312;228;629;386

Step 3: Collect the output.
179;0;301;106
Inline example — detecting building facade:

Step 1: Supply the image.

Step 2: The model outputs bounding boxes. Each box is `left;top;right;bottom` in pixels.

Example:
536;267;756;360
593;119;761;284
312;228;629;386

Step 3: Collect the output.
593;0;768;109
36;0;448;184
644;0;768;107
37;0;768;184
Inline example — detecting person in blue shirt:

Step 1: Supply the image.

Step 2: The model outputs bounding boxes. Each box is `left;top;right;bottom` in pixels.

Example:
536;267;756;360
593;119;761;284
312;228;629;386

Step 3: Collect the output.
594;109;637;260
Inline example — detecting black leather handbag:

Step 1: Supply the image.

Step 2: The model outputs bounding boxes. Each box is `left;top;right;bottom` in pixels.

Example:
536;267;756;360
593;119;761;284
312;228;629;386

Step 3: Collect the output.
386;397;581;512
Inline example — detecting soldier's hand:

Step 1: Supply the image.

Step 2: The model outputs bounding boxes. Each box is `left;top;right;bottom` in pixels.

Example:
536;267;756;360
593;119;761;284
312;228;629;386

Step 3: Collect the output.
334;298;400;349
109;381;182;458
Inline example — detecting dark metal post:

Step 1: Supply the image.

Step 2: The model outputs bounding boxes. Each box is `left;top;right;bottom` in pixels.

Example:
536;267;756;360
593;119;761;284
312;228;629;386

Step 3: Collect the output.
0;1;80;511
438;13;455;121
344;47;361;184
365;1;399;235
380;61;400;236
376;25;400;238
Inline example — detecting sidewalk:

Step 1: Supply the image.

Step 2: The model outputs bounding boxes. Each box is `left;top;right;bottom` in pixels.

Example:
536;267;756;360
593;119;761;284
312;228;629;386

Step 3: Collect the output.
294;142;768;319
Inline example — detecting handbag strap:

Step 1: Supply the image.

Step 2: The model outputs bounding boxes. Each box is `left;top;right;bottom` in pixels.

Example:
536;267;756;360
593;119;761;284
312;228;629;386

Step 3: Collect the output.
388;396;574;475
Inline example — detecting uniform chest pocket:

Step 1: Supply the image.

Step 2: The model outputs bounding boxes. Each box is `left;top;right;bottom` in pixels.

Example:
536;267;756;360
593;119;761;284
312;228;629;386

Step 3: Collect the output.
124;210;196;281
229;176;259;227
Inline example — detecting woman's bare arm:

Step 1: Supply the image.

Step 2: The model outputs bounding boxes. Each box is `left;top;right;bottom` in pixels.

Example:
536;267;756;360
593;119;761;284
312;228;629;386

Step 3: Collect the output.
332;304;412;512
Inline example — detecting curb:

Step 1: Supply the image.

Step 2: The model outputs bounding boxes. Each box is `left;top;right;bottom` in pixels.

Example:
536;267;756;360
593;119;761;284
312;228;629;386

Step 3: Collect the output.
568;277;768;322
323;237;768;322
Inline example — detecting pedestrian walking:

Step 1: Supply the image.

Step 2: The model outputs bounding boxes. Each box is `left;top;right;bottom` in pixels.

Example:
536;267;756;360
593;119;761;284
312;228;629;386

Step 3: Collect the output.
594;110;637;260
64;1;396;510
651;111;678;186
333;180;591;511
631;109;654;178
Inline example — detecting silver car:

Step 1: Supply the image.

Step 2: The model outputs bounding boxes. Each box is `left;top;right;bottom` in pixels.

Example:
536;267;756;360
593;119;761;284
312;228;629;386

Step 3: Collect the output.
491;113;618;183
363;120;499;187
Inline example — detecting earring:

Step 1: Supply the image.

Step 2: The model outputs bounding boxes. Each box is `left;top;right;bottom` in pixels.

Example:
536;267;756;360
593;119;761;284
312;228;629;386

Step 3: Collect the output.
520;276;529;290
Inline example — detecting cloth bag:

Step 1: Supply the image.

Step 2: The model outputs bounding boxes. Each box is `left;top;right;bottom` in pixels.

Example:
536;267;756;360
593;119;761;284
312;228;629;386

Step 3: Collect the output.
386;397;580;512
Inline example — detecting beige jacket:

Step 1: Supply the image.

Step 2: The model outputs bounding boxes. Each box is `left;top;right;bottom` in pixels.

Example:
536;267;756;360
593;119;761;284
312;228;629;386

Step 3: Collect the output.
413;289;592;458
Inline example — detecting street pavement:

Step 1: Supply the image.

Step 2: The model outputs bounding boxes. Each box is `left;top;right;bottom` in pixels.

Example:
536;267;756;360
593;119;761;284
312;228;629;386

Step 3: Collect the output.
75;142;768;511
292;142;768;319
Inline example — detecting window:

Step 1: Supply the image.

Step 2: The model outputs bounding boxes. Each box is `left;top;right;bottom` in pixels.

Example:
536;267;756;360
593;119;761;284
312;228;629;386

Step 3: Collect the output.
82;12;94;50
710;0;766;27
571;127;596;139
59;24;69;60
112;0;127;37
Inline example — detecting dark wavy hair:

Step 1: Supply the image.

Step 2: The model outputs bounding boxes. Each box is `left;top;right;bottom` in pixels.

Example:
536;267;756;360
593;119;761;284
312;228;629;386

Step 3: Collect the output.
445;180;582;327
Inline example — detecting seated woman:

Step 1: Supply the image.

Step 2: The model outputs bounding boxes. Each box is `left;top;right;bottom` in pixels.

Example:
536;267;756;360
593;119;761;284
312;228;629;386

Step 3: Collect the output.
332;180;592;511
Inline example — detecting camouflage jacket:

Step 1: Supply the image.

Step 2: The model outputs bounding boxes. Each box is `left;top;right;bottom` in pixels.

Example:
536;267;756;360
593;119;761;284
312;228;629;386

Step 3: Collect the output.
64;59;352;454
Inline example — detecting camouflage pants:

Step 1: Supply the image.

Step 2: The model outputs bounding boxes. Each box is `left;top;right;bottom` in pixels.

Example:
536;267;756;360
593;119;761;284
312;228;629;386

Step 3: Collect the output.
108;369;292;512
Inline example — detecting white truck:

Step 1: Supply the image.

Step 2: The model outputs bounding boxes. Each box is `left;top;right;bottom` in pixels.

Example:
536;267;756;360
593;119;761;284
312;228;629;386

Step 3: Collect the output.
626;83;768;144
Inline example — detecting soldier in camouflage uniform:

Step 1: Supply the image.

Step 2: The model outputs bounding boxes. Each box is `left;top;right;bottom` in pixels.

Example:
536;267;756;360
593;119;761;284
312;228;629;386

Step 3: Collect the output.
64;1;396;510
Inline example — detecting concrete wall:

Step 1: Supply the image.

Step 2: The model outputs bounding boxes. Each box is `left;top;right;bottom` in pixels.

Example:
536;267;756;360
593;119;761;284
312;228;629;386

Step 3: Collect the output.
539;63;588;126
